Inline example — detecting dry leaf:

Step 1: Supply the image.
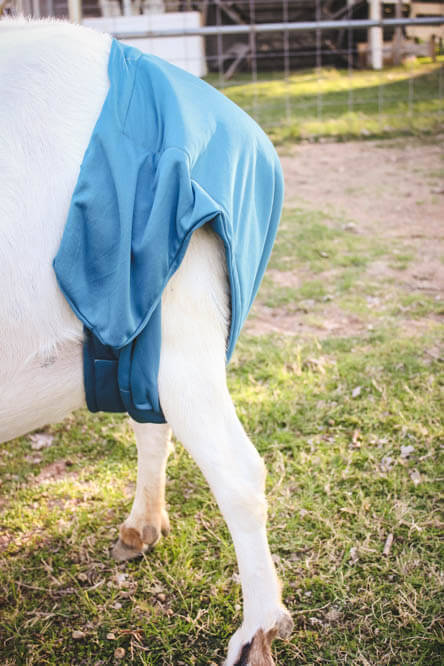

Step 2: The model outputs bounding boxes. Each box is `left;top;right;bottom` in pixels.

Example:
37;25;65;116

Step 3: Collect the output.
349;546;359;564
114;572;128;587
380;456;394;472
325;608;341;623
72;630;85;639
410;469;421;486
400;445;415;459
29;433;54;450
310;616;323;626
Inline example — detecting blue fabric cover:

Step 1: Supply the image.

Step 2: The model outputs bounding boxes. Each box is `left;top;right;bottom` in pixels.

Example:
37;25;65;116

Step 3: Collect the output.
54;39;284;423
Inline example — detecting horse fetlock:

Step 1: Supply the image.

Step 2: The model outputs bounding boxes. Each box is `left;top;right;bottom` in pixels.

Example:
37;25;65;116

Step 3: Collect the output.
141;524;160;546
112;510;171;561
160;508;170;536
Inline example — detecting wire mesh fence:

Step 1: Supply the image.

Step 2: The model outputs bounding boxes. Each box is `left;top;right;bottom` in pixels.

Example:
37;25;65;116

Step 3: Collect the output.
3;1;444;141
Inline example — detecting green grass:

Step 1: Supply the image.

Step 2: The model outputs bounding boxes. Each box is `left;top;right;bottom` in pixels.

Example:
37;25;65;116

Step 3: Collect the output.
232;332;443;665
268;208;386;272
257;205;439;325
210;59;444;143
1;187;443;662
2;187;443;663
1;183;443;664
0;327;442;664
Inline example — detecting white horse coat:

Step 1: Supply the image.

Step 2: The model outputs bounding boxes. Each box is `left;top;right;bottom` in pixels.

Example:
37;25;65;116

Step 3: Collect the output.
0;18;292;665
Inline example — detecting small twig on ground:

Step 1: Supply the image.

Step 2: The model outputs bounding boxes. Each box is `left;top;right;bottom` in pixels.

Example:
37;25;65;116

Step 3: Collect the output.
383;533;394;557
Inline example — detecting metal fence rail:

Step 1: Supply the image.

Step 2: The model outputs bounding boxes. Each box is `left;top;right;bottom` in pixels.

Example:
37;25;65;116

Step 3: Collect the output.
3;1;444;141
112;17;444;39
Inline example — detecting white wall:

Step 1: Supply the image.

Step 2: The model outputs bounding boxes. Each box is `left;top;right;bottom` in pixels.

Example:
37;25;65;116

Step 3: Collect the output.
83;12;207;78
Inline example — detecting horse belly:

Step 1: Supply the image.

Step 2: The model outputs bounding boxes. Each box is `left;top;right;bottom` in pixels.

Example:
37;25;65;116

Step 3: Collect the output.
0;340;85;444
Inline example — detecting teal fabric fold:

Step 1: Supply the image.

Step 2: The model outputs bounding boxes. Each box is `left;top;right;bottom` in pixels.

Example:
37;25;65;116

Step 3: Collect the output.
54;39;284;423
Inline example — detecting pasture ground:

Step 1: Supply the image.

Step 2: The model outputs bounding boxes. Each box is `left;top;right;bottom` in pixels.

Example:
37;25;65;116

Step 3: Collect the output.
0;134;443;663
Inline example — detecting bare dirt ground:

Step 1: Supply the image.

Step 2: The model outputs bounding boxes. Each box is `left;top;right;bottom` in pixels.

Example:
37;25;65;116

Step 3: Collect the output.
247;137;444;337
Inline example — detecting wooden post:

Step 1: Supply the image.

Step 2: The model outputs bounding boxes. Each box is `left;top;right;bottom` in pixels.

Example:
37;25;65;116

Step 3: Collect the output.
21;0;32;16
393;0;403;65
68;0;82;23
430;34;436;62
369;0;383;70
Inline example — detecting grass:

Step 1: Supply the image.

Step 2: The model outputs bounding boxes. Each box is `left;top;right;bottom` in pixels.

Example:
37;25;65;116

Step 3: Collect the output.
257;205;444;329
1;193;443;662
268;208;386;273
0;330;442;664
209;58;444;143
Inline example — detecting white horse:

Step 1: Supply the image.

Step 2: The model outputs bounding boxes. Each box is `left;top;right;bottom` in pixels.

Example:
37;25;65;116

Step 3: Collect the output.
0;18;292;664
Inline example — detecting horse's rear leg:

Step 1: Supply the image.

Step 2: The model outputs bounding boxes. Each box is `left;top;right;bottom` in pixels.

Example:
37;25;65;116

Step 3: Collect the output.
158;228;293;665
113;421;172;561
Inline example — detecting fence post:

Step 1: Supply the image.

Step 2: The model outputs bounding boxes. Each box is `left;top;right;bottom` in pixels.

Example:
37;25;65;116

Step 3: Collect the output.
122;0;132;16
393;0;403;65
369;0;383;69
68;0;82;23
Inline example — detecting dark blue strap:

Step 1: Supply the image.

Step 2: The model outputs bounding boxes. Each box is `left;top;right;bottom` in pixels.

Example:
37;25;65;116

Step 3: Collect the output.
83;326;166;423
83;328;125;413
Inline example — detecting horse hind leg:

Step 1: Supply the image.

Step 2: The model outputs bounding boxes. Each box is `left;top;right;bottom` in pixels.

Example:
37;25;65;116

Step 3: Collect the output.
157;227;293;665
113;420;172;561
